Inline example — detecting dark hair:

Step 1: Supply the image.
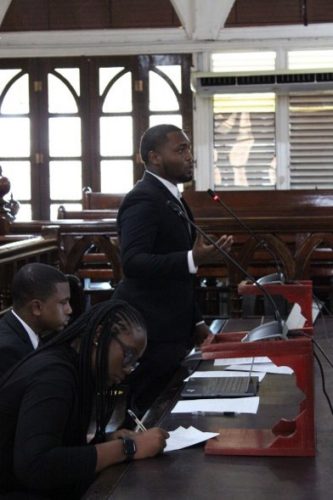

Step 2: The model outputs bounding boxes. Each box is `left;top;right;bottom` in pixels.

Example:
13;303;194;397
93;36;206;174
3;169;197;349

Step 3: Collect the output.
74;300;146;443
11;263;68;309
0;299;146;444
139;124;182;164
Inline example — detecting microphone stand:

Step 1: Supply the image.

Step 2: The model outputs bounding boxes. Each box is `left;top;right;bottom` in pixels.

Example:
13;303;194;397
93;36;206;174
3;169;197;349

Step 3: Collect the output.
167;200;288;342
207;189;284;284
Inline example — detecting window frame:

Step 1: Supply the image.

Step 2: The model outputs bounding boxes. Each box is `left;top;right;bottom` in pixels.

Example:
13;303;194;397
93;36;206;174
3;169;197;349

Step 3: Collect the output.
193;47;333;191
0;54;192;220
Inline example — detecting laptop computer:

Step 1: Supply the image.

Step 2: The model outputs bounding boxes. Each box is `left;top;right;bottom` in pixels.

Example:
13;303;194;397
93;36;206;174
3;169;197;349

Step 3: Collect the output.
181;356;259;398
180;374;259;398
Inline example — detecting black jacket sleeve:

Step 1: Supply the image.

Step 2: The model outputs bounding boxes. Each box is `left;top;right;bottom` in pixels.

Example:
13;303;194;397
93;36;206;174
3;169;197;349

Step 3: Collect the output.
13;362;97;497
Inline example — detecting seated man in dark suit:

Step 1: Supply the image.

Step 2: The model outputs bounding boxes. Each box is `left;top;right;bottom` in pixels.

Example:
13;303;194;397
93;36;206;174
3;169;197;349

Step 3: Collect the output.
0;263;72;378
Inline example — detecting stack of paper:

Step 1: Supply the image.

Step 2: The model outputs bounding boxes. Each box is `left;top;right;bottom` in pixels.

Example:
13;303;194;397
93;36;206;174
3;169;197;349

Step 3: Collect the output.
165;426;220;452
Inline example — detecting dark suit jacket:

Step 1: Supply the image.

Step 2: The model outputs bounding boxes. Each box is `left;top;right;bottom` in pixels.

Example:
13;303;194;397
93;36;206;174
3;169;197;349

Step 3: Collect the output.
0;311;34;379
0;345;96;499
113;172;202;349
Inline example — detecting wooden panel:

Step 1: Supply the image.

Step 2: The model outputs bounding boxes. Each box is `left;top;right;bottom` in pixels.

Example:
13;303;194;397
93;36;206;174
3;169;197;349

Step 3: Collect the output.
8;185;333;317
183;189;333;218
48;0;111;30
2;0;48;31
3;0;333;32
82;189;124;210
110;0;180;28
49;188;333;315
226;0;302;26
307;0;333;22
57;207;118;219
226;0;333;26
2;0;180;31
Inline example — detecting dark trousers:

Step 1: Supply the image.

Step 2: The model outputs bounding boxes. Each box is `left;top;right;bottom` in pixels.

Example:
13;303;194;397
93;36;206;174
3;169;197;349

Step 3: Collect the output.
125;341;190;418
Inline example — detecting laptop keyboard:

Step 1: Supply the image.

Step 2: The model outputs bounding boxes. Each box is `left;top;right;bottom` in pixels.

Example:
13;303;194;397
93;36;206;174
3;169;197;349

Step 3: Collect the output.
205;376;250;394
181;375;258;399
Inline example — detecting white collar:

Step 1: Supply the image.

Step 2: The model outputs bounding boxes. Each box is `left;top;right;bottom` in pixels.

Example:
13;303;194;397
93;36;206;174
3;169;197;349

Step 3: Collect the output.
11;309;39;349
146;171;181;200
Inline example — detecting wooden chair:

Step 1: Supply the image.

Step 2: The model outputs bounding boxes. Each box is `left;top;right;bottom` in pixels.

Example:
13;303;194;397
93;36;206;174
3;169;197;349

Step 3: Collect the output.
64;235;123;308
82;186;125;210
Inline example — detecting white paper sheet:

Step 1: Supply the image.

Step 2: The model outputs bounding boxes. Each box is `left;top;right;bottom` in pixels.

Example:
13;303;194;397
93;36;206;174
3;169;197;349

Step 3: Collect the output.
164;426;220;452
171;396;260;415
186;370;265;382
226;363;293;374
214;356;271;366
213;356;293;374
286;302;306;330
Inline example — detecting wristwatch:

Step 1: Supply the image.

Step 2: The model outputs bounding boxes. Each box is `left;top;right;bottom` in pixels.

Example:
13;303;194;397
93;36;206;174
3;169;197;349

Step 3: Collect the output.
122;437;137;461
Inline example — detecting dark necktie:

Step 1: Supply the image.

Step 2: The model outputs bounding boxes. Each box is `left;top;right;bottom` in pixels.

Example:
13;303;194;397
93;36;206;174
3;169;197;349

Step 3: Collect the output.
177;195;192;237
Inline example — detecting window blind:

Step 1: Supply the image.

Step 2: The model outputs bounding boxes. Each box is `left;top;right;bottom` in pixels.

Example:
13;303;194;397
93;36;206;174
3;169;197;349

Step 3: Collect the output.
289;92;333;189
213;93;276;189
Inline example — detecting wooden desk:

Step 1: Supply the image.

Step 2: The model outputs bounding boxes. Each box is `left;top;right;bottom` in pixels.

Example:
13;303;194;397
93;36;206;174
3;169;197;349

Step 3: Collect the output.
85;317;333;499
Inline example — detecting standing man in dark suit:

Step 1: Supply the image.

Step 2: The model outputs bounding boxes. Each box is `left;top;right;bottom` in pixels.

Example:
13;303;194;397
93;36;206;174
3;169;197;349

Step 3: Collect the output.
113;124;233;415
0;263;72;378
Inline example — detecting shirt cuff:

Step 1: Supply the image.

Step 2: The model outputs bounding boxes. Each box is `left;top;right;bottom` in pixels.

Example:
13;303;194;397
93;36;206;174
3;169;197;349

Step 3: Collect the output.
188;250;198;274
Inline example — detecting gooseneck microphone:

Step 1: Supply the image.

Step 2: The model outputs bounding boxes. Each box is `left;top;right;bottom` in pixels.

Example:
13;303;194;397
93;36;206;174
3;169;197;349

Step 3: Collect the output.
167;199;288;342
207;188;284;284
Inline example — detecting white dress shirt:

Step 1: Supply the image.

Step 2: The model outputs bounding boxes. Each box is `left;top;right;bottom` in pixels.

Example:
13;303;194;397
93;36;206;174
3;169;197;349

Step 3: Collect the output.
11;309;39;349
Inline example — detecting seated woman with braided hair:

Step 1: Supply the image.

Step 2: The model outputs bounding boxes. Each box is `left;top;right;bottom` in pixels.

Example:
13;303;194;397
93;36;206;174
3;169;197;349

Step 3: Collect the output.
0;300;168;499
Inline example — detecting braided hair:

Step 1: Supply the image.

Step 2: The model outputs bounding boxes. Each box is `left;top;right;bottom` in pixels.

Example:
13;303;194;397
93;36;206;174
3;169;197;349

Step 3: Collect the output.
0;299;146;444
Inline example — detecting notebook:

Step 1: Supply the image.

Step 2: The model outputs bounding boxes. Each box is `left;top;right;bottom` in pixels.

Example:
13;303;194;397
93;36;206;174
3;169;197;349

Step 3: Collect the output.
180;375;259;399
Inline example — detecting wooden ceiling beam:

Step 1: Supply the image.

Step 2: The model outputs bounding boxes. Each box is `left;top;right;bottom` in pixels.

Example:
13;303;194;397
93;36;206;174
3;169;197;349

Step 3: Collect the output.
170;0;235;39
0;0;12;26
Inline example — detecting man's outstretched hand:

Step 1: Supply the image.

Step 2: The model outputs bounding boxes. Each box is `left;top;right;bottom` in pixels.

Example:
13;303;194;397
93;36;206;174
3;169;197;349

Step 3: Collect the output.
192;233;233;267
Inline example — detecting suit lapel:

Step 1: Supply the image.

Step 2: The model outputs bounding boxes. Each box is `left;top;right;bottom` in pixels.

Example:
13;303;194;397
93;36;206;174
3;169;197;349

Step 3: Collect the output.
142;172;196;242
5;311;35;348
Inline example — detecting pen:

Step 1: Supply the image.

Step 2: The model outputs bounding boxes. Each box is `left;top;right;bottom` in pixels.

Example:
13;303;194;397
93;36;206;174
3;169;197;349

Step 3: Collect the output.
127;409;147;432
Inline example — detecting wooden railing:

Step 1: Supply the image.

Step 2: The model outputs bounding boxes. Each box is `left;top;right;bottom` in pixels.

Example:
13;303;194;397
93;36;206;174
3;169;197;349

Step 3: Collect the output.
56;189;333;316
0;226;60;313
7;219;121;309
57;206;118;220
184;190;333;315
5;188;333;317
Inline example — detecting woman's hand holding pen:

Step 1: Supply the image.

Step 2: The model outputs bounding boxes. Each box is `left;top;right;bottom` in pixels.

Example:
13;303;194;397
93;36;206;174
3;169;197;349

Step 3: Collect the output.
107;406;169;458
132;427;169;458
95;426;169;471
106;427;168;457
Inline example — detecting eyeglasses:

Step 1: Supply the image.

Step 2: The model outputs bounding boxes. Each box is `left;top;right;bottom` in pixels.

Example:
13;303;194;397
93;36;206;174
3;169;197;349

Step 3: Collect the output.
113;336;139;372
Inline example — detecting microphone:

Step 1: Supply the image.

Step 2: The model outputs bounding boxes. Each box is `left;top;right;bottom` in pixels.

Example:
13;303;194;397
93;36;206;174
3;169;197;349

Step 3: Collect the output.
207;189;284;284
167;199;288;342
